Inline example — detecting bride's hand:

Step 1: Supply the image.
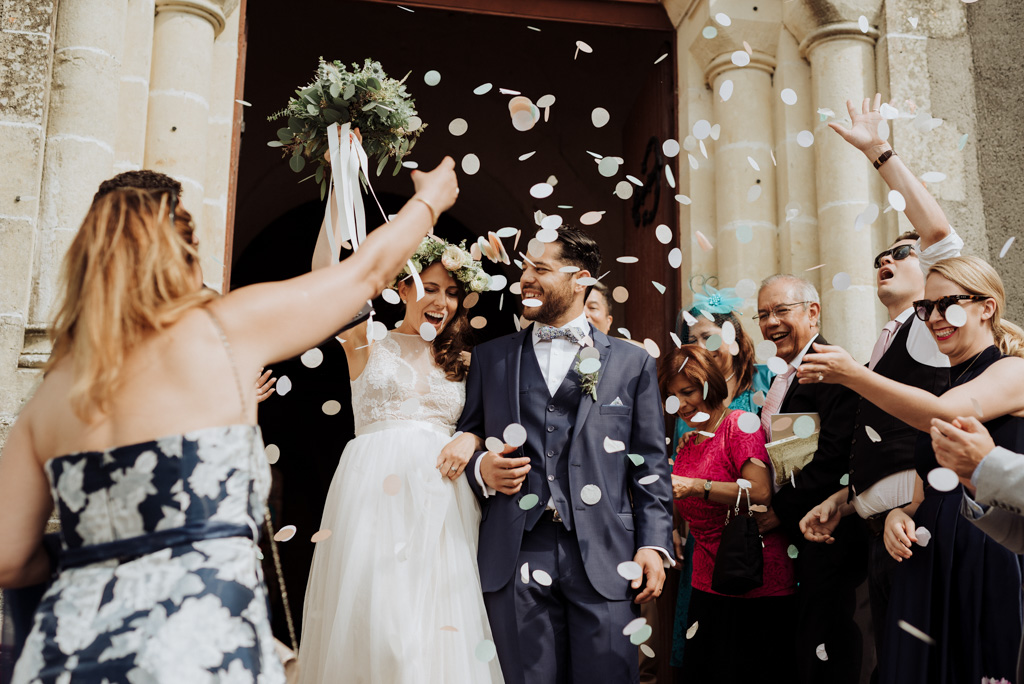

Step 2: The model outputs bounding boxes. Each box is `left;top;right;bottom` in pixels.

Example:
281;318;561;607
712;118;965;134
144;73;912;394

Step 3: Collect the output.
411;157;458;215
437;431;480;481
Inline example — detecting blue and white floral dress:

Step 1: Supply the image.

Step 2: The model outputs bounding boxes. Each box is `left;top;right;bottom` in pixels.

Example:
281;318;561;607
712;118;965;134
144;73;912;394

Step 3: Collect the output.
12;425;285;684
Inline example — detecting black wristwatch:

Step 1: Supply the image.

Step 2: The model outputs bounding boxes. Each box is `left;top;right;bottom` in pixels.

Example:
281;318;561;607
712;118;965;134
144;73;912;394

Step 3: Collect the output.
703;480;712;500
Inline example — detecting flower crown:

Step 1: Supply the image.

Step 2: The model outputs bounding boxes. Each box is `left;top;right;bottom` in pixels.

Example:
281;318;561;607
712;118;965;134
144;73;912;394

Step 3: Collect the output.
392;237;492;294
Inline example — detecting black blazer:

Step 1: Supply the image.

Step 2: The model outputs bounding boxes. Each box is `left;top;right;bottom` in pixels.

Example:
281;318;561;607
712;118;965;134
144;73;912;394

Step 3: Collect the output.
772;336;859;540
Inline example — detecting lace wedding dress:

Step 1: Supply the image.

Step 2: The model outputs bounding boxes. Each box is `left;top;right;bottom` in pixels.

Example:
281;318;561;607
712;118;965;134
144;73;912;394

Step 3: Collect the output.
296;331;502;684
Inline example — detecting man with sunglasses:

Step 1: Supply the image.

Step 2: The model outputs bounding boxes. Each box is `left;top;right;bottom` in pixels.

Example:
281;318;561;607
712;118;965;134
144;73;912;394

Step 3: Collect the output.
797;94;963;682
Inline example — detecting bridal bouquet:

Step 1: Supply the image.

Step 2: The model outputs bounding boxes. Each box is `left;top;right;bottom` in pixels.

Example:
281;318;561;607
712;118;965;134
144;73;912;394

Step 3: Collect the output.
268;58;425;198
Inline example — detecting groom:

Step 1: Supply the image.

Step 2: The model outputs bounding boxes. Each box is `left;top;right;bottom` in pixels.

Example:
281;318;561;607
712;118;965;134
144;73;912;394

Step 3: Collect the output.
458;226;674;684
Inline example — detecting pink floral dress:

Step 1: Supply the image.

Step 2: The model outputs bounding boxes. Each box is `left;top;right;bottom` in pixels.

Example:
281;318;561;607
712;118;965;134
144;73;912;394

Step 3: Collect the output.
673;411;796;598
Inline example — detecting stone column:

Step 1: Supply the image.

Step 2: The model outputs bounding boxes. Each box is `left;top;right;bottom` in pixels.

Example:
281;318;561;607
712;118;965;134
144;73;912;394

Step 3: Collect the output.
786;0;885;362
113;0;156;173
144;0;237;283
24;0;128;365
690;0;782;318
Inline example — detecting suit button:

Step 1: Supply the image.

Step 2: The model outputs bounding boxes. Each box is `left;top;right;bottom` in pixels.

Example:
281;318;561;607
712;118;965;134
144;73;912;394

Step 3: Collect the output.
547;425;556;433
547;450;555;458
548;475;555;482
547;405;556;412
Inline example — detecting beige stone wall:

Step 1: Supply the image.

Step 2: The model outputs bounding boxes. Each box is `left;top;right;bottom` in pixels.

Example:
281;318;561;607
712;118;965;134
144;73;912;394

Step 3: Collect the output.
661;0;1005;362
0;0;240;445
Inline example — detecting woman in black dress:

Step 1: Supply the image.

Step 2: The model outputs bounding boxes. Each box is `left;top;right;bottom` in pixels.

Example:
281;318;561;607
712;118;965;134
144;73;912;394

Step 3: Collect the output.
797;255;1024;684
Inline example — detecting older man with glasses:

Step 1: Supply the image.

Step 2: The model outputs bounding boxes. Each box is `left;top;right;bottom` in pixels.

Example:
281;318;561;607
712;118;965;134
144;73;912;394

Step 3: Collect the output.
792;93;963;683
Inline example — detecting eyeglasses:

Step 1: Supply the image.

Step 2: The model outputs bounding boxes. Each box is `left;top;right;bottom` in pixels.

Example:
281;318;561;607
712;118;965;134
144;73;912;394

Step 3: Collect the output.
874;244;914;269
912;295;989;322
752;301;811;321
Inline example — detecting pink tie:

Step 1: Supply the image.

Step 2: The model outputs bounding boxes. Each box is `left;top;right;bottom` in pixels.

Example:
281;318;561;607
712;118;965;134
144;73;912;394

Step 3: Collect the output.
868;321;901;370
761;366;794;440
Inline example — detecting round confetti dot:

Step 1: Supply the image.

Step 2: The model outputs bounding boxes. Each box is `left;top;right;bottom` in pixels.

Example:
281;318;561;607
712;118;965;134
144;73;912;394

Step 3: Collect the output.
735;278;757;299
520;562;530;583
766;356;788;375
832;272;851;291
381;289;401;305
640;644;656;659
580;347;600;361
865;425;882;442
575;40;593;54
816;644;829;661
423;70;441;86
719;79;733;102
736;478;752;490
714;12;731;25
623;617;647;636
943;303;967;327
322;400;342;416
265;444;280;464
592;107;610;128
731;50;750;67
692;119;711;140
888;189;907;212
470;316;487;329
473;83;492;95
368;320;388;341
686;621;699;639
915;527;932;546
519;493;540;511
475;639;498;663
490;274;507;291
530;183;554;199
537;94;556;108
541;215;562;231
581;484;602;505
668;248;682;269
612;286;629;303
918;171;944;184
504;423;528;447
662;139;680;157
579;358;602;375
580;210;604;225
598;157;620;177
793;415;817;439
630;624;653;645
797;130;815;147
736;225;753;244
702;25;718;39
705;334;723;352
407;116;422;131
485;436;504;453
276;375;292;396
604;436;625;453
300;347;324;368
737;412;762;434
528;238;546;258
614;181;634;199
840;473;850;486
773;416;793;433
747;185;762;202
721;321;736;345
781;88;798;105
643;339;661;358
383;474;402;496
310;529;332;543
419;322;437;342
655;224;672;244
522;298;542;308
532;569;553;586
665;396;681;414
449;118;468;136
787;544;799;559
462;153;480;175
858;14;870;32
927;467;959;492
274;525;296;542
617;561;643;580
638;474;660;486
627;453;645;466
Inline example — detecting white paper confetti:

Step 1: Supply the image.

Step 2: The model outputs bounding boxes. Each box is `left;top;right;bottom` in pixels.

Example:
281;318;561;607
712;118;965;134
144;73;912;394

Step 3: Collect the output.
915;526;932;546
816;643;829;661
719;80;733;102
638;474;660;486
665;396;681;414
419;322;438;342
604;436;625;453
797;130;814;147
865;425;882;442
276;375;292;396
617;561;643;581
897;620;936;645
532;569;553;586
737;412;762;434
265;444;280;464
462;153;480;175
520;562;530;584
623;617;647;636
731;51;750;67
781;88;798;105
423;70;441;86
927;467;959;491
833;272;851;291
686;621;699;639
581;484;602;505
475;639;498;662
530;183;554;199
888;189;907;212
301;348;324;368
656;224;672;244
1000;237;1015;258
943;303;967;327
592;107;610;128
322;400;341;416
794;415;816;439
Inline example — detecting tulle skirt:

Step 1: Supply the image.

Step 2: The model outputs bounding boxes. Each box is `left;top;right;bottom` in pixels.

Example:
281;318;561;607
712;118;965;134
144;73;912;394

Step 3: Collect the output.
296;420;503;684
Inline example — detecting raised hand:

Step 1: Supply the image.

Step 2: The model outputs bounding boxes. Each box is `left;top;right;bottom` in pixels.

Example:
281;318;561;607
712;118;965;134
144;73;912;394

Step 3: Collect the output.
410;157;459;216
479;451;531;496
827;93;889;155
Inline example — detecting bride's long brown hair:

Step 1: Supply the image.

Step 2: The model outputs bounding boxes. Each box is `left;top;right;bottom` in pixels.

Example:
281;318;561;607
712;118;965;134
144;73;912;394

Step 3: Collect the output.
48;189;214;419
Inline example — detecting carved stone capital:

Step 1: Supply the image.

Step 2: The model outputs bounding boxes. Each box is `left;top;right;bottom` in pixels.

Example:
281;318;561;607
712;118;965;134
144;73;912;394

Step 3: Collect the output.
783;0;884;58
155;0;239;36
687;0;781;87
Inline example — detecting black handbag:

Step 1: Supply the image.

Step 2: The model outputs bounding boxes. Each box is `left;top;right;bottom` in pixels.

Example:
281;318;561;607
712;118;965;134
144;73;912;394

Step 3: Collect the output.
711;488;764;595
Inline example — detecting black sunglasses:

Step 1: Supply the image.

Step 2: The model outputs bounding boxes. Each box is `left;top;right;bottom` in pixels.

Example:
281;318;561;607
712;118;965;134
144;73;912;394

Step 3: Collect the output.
874;244;914;269
913;295;989;322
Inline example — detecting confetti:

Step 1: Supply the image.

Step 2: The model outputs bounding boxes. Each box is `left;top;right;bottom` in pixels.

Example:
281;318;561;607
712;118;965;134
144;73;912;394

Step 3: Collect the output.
766;356;788;374
473;83;492;95
440;625;458;632
519;493;540;511
888;189;906;212
322;400;342;416
736;225;753;244
520;562;530;583
383;474;402;496
999;237;1015;258
927;467;959;491
674;194;692;205
668;248;682;268
617;561;643;581
747;185;762;202
382;288;401;305
580;210;604;225
644;339;662;358
702;25;718;39
865;425;882;443
475;639;498;662
470;316;487;329
485;436;504;453
840;473;850;486
623;617;647;636
592;107;610;128
614;181;634;199
530;183;554;199
627;453;645;466
731;51;750;67
692;411;710;423
662;139;680;158
797;130;814;148
972;398;984;417
581;484;602;505
419;322;437;342
833;272;851;291
787;545;800;559
719;79;733;102
654;53;668;64
652;281;666;295
579;358;601;375
423;70;441;86
640;644;655;659
855;203;879;232
655;224;673;245
920;171;946;184
276;375;292;396
879;103;899;120
692;120;711;140
461;153;480;175
897;620;935;645
737;412;762;434
958;133;969;151
686;621;699;639
794;415;816;438
780;88;798;105
688;154;699;170
265;444;280;464
301;348;324;368
915;527;932;546
638;474;660;485
816;643;829;661
705;334;722;352
736;278;757;299
665;396;681;414
714;12;731;26
532;569;553;586
695;231;713;251
518;151;536;162
310;529;332;543
604;436;625;453
944;304;967;327
630;624;653;645
274;525;296;542
612;286;629;303
575;40;593;57
504;423;528;447
858;15;870;32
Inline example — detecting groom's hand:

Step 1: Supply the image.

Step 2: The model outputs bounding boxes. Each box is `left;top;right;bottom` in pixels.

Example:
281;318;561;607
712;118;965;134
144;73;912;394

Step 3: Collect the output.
480;452;531;495
632;548;665;604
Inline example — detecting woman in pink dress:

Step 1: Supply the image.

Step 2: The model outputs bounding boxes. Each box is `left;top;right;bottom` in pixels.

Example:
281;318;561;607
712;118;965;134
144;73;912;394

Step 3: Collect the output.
658;345;797;681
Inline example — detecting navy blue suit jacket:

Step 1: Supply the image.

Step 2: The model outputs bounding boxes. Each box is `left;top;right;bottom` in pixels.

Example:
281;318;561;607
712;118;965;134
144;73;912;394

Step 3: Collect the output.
457;324;674;600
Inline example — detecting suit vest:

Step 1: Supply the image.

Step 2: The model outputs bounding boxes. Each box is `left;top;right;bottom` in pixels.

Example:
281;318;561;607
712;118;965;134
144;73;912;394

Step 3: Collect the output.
849;319;950;494
519;335;582;530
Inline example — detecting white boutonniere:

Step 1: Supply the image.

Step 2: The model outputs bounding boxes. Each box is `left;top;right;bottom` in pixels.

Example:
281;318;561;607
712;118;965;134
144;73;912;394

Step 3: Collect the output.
574;346;601;401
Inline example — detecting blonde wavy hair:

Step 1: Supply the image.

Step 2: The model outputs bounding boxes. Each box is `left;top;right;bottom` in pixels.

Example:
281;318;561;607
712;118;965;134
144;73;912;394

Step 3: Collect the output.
48;189;215;419
928;255;1024;359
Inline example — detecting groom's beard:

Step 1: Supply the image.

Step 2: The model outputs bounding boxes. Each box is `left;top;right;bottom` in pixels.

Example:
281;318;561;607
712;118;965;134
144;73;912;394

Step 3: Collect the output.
529;280;575;325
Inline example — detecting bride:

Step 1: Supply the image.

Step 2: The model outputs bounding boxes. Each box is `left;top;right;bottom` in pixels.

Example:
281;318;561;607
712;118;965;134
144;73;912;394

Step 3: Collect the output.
297;238;503;683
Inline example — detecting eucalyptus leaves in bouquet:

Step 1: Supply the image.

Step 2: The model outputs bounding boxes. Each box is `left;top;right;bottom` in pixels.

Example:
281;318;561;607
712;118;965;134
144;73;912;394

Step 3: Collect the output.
268;58;425;198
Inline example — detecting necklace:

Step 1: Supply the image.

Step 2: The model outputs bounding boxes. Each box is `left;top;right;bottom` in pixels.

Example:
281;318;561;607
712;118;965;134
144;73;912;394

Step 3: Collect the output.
953;349;986;385
724;372;736;383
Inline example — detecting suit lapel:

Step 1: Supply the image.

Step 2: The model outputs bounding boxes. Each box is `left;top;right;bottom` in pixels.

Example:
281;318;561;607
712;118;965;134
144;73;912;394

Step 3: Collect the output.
784;334;828;409
570;325;612;449
506;327;531;425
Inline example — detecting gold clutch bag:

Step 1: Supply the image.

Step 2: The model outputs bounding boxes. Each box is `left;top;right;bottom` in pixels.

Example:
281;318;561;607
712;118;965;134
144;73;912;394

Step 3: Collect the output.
765;433;819;487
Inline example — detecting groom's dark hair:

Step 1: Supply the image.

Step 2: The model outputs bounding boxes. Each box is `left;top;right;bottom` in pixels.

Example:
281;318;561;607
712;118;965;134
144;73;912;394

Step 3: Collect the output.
553;225;601;299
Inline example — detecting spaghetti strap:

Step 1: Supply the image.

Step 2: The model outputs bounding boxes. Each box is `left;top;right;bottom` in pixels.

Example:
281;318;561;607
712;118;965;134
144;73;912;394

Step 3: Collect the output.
202;307;248;423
